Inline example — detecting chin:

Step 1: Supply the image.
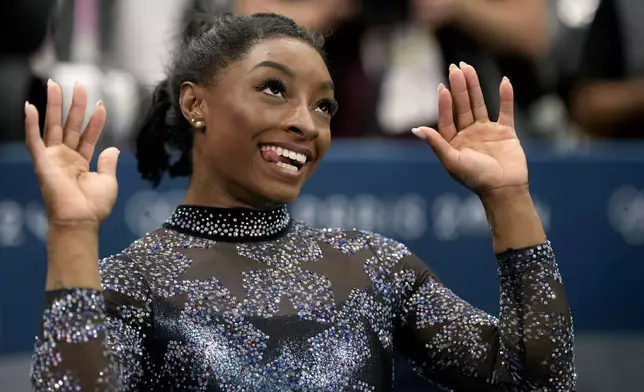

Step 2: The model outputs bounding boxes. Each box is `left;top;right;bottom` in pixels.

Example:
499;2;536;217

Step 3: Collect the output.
259;184;302;207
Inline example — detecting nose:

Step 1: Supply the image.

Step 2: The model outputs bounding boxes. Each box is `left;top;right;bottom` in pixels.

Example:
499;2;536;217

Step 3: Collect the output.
286;103;318;139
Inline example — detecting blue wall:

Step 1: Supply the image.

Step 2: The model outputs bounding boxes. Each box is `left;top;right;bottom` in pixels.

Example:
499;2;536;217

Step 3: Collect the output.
1;141;643;354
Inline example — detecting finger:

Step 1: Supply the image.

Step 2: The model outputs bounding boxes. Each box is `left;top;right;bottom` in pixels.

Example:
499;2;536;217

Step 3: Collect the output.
63;82;88;150
43;79;64;146
96;147;120;177
414;126;459;164
448;64;474;130
498;77;515;128
460;62;489;122
77;101;107;162
24;102;46;160
437;84;458;141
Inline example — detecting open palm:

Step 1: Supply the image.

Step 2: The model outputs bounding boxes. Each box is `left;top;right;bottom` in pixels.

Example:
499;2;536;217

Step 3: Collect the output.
415;63;528;195
25;81;119;226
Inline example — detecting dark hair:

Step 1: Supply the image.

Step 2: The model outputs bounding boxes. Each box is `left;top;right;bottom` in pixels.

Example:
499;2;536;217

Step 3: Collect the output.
135;9;326;186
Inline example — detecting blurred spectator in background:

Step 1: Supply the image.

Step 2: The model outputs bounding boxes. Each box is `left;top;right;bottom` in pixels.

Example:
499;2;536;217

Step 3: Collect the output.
235;0;357;32
569;0;644;138
413;0;551;119
0;0;56;144
411;0;547;57
324;0;549;139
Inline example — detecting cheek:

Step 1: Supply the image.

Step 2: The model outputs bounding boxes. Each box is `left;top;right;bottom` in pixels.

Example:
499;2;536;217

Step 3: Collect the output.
307;127;331;177
207;104;269;175
317;127;332;157
215;103;263;148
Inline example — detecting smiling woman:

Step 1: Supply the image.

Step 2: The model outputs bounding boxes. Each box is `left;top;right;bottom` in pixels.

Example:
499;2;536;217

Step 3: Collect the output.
135;13;335;209
25;10;575;392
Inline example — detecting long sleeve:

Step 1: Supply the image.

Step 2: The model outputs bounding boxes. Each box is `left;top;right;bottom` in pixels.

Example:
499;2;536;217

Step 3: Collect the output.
393;241;575;391
30;254;153;391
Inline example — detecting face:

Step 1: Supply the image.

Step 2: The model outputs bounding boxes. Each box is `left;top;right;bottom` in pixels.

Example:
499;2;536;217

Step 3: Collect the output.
181;38;336;209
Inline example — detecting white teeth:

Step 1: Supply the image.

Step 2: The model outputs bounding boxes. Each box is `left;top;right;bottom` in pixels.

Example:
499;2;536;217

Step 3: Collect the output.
260;145;307;164
276;161;298;172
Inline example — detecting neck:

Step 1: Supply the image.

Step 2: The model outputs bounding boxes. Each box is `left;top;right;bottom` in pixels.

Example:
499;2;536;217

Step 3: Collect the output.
184;173;282;211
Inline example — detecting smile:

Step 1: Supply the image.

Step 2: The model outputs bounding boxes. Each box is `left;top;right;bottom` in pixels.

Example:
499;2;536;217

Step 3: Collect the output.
259;145;309;173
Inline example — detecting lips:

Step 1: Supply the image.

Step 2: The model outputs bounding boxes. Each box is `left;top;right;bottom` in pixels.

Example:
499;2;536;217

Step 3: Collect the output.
259;146;304;174
260;145;308;166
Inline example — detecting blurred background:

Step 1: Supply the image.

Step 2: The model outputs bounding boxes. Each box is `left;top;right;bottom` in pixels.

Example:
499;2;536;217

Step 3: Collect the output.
0;0;643;390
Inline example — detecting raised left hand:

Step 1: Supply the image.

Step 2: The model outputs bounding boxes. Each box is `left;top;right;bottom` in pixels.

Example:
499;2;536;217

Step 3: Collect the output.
413;62;528;198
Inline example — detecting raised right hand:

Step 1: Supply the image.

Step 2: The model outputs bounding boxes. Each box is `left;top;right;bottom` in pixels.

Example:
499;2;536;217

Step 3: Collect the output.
25;80;119;228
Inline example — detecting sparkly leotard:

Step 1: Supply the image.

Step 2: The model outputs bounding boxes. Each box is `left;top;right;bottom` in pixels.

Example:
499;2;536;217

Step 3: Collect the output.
31;205;575;391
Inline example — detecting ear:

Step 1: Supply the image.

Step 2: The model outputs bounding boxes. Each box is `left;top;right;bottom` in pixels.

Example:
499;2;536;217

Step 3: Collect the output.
179;82;205;125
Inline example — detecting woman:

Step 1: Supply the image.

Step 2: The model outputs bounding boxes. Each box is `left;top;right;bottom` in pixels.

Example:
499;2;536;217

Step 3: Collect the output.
26;13;575;392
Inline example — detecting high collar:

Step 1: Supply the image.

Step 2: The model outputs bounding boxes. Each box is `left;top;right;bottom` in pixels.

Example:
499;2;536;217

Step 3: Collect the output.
163;205;291;242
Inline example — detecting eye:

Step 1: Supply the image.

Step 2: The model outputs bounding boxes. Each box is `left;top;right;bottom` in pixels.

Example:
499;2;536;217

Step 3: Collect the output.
315;98;339;116
257;78;287;98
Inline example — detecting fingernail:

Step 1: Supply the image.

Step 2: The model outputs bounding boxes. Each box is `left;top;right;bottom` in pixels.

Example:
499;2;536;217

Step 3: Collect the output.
503;76;510;83
96;99;103;107
24;101;29;115
449;63;457;71
438;83;445;91
459;61;467;68
411;127;426;139
47;78;53;86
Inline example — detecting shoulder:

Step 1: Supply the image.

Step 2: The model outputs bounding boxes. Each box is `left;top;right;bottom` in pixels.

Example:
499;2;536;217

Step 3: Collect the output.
309;225;432;286
98;227;216;299
295;221;412;258
98;228;169;269
102;226;215;263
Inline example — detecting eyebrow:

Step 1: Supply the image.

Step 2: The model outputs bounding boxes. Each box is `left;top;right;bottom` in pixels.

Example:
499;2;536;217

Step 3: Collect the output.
253;60;295;77
319;80;335;92
252;60;335;91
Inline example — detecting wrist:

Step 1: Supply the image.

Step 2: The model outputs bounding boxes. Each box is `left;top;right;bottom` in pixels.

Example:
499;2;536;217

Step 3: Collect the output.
478;185;545;253
46;262;102;291
479;184;531;209
45;223;101;290
46;222;99;248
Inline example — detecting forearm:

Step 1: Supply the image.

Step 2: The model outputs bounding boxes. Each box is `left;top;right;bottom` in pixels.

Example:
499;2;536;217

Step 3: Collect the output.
454;0;548;58
572;79;644;137
480;186;546;254
45;223;102;290
495;241;575;389
487;188;575;388
32;251;150;390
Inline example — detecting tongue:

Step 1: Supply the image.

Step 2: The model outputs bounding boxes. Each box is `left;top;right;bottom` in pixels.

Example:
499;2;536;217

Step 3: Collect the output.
261;149;291;164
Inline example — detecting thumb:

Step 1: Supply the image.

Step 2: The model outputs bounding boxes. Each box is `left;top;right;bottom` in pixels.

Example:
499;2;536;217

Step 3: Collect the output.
97;147;120;177
413;127;458;163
